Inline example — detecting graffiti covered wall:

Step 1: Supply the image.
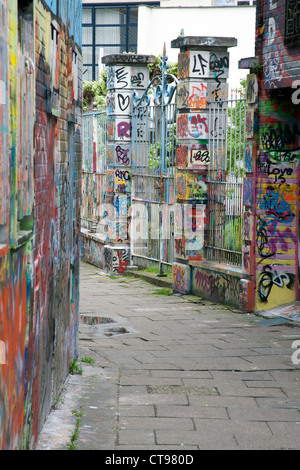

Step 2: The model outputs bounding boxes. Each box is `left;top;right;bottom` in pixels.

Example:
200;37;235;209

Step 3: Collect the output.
0;0;82;449
254;0;300;310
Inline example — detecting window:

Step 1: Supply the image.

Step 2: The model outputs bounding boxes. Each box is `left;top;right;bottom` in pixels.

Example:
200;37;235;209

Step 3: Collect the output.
82;3;159;81
285;0;300;48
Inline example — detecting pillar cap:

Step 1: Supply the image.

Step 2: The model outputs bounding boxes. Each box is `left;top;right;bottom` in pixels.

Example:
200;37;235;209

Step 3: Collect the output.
171;36;237;51
238;57;257;69
102;54;156;66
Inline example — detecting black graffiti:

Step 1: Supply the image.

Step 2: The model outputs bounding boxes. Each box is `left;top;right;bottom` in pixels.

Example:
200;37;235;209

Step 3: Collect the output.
258;265;295;302
177;85;189;108
192;150;210;164
260;123;300;151
256;218;275;262
115;145;129;165
268;148;300;163
257;159;294;183
246;78;255;103
118;93;130;112
192;53;208;76
210;116;225;138
131;72;145;88
209;54;229;71
115;66;129;89
115;169;131;181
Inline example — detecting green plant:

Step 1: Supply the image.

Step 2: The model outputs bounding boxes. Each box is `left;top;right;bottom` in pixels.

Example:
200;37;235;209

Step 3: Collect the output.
83;69;107;111
53;396;64;409
252;61;263;75
226;78;246;176
148;55;178;81
151;288;172;295
148;124;177;171
80;356;95;365
142;266;172;277
68;409;83;450
69;358;83;375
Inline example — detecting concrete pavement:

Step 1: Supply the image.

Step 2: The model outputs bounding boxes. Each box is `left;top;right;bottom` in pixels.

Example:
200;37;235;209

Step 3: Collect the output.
36;261;300;450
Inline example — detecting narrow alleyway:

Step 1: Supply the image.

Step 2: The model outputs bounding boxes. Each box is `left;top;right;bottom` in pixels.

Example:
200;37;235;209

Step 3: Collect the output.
36;261;300;451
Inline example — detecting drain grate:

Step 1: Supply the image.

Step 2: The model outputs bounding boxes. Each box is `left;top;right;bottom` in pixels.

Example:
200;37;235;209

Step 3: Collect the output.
79;315;115;325
105;327;129;336
147;385;219;396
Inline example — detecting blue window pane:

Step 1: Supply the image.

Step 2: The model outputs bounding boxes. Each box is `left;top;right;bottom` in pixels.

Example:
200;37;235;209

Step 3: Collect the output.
95;26;126;46
82;26;92;45
95;8;126;25
82;8;92;24
129;7;138;24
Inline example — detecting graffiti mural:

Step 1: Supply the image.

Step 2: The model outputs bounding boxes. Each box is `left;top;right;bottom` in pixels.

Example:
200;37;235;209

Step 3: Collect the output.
0;0;82;449
172;262;190;294
257;0;300;89
193;266;240;306
254;0;300;309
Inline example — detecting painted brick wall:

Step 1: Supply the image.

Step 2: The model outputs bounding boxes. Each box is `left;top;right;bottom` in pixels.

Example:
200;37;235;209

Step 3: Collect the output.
0;0;82;450
254;0;300;310
256;0;300;89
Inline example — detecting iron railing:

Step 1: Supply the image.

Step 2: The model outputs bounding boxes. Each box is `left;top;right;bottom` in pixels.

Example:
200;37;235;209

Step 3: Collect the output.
130;49;177;271
205;92;246;267
82;111;108;229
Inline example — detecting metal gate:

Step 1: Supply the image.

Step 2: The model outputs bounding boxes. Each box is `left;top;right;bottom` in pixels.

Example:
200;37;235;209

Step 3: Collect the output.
130;51;178;273
206;90;247;266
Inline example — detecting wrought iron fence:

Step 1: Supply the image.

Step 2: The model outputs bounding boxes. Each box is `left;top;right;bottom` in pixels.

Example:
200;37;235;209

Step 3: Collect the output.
205;91;246;267
82;111;108;173
130;50;177;271
82;111;108;229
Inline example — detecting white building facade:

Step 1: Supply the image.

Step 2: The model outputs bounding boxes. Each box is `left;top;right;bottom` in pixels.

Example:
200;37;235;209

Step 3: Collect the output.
82;0;256;90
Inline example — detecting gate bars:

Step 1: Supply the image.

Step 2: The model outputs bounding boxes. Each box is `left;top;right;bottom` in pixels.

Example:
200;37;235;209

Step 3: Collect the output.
206;90;246;266
82;81;247;271
131;48;178;272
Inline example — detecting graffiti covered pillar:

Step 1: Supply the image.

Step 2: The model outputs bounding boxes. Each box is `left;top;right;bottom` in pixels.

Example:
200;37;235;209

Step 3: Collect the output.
101;54;155;274
252;0;300;311
170;36;236;295
238;57;259;312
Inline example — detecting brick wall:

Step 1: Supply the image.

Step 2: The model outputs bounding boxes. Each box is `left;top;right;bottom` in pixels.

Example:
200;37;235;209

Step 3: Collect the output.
256;0;300;89
0;0;82;450
253;0;300;310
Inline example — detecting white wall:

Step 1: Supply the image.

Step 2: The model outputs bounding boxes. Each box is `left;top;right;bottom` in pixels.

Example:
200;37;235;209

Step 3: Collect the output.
137;5;256;91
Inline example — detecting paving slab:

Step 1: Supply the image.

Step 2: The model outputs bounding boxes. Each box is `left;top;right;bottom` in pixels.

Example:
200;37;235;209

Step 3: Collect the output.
36;261;300;451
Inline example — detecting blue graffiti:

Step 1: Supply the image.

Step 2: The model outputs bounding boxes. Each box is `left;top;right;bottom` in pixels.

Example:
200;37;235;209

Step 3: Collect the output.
258;183;293;224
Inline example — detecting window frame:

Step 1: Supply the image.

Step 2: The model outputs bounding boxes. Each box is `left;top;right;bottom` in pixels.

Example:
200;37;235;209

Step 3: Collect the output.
82;2;159;81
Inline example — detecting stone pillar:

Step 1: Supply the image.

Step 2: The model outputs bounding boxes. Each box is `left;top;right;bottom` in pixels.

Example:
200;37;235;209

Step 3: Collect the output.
170;36;237;294
101;54;155;274
238;57;258;312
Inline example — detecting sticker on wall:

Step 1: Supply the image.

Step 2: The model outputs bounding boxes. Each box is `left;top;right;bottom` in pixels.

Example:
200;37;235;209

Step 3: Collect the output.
245;143;253;173
207;82;228;103
177;81;208;110
176;145;188;169
172;262;190;294
175;172;187;200
245;109;255;138
115;117;131;141
177;112;209;140
246;73;258;104
115;168;131;193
